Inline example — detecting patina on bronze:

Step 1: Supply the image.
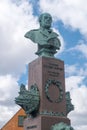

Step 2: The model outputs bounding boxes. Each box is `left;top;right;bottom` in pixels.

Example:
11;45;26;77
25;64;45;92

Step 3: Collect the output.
24;13;61;57
65;92;74;115
51;122;74;130
15;84;40;117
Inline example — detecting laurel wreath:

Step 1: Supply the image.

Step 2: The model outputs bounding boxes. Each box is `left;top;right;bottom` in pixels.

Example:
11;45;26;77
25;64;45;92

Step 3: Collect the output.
45;79;63;103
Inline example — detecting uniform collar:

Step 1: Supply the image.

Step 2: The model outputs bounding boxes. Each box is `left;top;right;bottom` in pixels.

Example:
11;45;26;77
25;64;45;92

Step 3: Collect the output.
39;27;52;37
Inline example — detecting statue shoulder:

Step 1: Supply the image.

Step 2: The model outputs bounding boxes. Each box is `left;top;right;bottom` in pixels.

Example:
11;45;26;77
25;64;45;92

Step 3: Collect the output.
24;29;39;38
51;31;59;37
24;29;39;42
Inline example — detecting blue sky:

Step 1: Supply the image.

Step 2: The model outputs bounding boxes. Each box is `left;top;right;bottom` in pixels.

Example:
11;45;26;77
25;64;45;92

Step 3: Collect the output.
0;0;87;130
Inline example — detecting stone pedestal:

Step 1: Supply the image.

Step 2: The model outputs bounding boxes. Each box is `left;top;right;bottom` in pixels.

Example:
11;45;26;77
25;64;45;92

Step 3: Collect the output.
24;57;70;130
24;115;70;130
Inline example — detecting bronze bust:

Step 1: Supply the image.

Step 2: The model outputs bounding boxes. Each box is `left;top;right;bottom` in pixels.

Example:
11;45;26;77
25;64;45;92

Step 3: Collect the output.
24;13;61;57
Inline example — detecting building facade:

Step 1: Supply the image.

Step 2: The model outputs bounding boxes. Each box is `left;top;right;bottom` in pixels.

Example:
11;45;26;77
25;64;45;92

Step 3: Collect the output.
1;109;26;130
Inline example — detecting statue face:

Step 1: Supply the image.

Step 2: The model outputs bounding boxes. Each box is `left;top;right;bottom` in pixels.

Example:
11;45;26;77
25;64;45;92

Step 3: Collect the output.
40;13;52;29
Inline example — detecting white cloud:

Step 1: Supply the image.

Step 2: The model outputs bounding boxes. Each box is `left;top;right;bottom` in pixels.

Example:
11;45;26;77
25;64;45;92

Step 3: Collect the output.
39;0;87;38
66;39;87;61
65;63;87;129
65;64;78;76
65;63;87;77
76;44;87;57
65;75;87;129
0;0;65;77
0;0;38;77
65;75;84;91
69;42;87;58
65;63;87;78
0;105;20;128
0;0;38;128
0;75;18;101
0;75;20;127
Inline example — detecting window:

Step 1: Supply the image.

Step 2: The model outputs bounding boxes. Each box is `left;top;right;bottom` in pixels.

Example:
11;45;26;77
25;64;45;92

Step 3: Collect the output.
18;115;26;127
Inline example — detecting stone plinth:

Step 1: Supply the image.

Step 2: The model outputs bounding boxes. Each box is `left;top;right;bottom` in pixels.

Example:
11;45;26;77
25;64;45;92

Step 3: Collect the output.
28;57;66;115
24;57;70;130
24;115;70;130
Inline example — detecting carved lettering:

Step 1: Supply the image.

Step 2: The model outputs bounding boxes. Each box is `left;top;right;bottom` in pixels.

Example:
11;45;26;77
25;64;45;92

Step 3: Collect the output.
43;63;63;71
43;63;63;77
48;71;59;77
27;125;37;129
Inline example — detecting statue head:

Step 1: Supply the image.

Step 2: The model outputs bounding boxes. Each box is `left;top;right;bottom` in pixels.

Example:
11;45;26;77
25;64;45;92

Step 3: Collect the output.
39;13;52;29
24;12;61;57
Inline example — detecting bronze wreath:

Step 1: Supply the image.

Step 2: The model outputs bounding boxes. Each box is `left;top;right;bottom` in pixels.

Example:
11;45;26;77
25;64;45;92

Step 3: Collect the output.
45;79;63;103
